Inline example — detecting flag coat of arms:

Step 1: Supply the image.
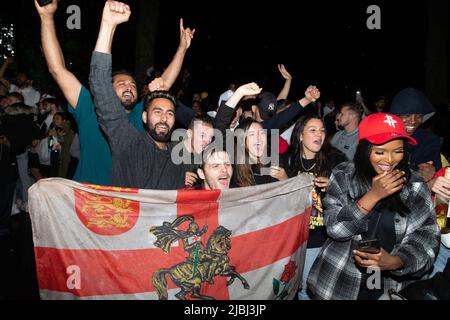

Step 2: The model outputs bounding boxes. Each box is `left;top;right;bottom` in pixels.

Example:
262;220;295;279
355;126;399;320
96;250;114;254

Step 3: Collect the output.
28;176;312;300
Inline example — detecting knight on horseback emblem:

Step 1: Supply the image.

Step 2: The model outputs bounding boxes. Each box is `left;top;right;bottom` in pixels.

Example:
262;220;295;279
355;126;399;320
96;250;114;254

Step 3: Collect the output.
149;215;250;300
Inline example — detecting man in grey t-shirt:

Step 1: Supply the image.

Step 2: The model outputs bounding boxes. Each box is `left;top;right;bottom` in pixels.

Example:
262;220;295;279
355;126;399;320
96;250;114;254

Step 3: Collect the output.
331;103;361;161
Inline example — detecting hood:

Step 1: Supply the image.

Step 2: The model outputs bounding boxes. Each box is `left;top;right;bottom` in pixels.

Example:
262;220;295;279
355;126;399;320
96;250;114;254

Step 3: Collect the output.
389;88;435;122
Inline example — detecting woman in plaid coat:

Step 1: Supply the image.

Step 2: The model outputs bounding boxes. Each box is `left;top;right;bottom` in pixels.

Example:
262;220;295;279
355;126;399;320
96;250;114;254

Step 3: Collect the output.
307;113;440;300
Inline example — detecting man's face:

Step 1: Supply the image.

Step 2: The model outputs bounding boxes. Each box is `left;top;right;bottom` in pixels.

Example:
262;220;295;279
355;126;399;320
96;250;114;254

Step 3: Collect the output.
336;106;353;128
39;101;52;115
198;151;233;190
143;98;175;143
375;99;386;111
398;114;423;136
7;96;21;106
188;121;214;154
15;73;28;88
192;101;202;113
192;93;201;101
112;74;138;110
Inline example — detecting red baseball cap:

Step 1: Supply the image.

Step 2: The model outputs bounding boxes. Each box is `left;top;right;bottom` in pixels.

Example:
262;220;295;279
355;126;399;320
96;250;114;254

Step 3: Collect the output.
358;113;417;145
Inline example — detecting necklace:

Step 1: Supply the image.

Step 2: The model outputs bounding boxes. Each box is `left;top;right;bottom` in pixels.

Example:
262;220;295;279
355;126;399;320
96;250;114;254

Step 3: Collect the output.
299;156;316;173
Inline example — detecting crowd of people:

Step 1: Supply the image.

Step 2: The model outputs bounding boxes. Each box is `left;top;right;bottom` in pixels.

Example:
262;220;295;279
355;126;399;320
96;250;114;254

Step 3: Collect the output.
1;0;449;300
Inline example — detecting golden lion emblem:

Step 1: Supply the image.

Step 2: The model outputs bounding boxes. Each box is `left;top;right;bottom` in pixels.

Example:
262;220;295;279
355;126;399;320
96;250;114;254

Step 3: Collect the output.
79;191;133;229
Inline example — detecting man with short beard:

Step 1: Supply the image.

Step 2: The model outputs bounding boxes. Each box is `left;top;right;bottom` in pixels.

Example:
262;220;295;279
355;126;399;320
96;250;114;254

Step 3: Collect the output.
331;103;361;161
35;0;194;185
90;2;184;189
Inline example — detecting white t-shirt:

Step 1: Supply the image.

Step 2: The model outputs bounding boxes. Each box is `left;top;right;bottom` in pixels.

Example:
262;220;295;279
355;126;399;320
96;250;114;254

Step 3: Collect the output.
10;84;41;108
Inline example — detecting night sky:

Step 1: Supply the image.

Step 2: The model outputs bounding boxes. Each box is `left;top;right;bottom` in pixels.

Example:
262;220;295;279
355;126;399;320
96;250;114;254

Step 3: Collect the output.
1;0;433;106
155;0;428;103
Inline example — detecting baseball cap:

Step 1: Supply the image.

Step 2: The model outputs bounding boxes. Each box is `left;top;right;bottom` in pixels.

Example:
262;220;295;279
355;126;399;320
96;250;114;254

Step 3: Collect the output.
38;93;55;104
257;91;277;120
358;113;417;145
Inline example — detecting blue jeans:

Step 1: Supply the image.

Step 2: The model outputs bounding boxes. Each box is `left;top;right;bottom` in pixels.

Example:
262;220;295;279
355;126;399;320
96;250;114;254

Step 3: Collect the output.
430;244;450;277
298;247;321;300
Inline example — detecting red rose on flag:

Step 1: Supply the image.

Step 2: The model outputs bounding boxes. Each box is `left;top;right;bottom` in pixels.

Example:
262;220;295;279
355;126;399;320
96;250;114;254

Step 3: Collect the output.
280;261;297;283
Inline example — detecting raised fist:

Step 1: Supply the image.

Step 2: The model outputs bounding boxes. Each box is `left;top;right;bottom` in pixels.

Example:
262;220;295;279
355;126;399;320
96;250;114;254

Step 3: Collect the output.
34;0;58;17
235;82;263;97
305;85;320;103
102;1;131;26
148;77;168;92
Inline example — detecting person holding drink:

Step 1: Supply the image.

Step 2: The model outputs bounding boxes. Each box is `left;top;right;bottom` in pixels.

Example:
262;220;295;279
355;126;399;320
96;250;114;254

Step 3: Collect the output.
429;166;450;276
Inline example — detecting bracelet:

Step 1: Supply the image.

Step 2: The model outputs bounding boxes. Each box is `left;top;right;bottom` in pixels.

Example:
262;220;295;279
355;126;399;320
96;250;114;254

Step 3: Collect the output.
357;200;371;213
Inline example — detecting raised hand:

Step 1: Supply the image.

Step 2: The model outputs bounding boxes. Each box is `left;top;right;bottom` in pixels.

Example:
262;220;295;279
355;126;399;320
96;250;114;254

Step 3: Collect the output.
304;85;320;103
278;64;292;80
370;169;406;201
418;161;435;183
179;18;195;50
235;82;263;97
34;0;58;17
225;83;262;110
102;0;131;26
148;77;168;92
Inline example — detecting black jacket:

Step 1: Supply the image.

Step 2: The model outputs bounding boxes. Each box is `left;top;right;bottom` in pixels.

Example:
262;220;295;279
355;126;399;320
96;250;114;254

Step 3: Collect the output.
407;128;442;171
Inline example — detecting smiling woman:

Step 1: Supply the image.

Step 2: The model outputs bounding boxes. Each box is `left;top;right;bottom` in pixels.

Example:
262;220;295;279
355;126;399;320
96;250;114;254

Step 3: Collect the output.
369;140;405;175
306;113;440;300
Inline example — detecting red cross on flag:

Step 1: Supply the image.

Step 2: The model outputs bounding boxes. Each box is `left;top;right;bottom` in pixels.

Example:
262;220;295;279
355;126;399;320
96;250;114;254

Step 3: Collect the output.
28;176;312;300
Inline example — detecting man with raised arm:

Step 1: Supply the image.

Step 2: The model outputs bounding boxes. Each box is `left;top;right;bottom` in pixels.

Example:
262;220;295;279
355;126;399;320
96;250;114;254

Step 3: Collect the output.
35;0;194;185
90;1;184;189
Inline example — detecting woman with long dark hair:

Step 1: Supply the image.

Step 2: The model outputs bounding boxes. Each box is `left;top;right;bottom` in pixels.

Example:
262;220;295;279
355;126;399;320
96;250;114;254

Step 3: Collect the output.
307;113;440;300
233;118;288;186
284;114;346;299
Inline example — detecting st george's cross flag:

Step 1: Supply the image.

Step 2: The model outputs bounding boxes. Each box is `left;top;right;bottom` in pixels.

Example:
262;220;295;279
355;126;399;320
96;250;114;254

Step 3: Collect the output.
28;175;312;300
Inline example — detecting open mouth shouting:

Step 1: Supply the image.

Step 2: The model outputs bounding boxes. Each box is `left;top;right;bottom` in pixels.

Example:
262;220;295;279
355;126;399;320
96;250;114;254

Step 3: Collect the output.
156;123;169;133
217;175;230;186
122;90;135;102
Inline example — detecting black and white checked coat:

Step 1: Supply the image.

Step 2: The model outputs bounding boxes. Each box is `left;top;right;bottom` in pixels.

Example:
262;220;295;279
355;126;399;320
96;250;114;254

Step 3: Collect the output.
307;162;440;300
